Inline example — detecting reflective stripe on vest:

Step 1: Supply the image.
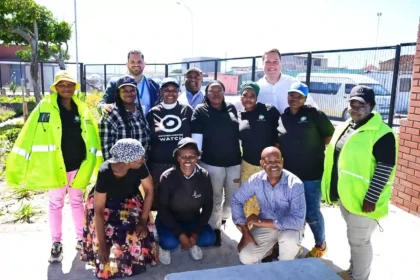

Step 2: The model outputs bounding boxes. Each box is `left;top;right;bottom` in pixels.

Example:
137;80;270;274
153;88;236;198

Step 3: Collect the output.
96;150;103;157
340;169;394;185
32;145;56;152
12;146;30;160
89;147;97;154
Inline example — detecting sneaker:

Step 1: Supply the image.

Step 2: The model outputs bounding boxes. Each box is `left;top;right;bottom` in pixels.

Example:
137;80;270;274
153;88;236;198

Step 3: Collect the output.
306;243;328;258
214;229;221;247
75;240;83;250
48;242;63;263
189;245;203;261
159;246;171;265
337;270;354;280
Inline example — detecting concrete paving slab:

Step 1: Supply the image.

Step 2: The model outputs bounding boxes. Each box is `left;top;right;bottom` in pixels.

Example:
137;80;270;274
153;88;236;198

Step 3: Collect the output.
0;204;419;280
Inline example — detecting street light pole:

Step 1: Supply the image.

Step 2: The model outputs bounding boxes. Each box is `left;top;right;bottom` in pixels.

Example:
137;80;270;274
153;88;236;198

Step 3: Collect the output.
74;0;80;84
176;2;194;57
375;12;382;47
374;12;382;66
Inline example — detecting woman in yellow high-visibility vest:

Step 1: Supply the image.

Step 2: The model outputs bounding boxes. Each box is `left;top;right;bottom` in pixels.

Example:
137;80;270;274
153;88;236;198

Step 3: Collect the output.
322;85;397;280
6;71;102;263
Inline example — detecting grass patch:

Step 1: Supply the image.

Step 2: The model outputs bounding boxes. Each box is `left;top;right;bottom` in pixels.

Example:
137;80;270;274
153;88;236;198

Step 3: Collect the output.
13;203;42;223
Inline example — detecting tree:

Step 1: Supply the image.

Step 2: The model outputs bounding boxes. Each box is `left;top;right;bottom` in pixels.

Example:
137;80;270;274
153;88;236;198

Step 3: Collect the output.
0;0;72;102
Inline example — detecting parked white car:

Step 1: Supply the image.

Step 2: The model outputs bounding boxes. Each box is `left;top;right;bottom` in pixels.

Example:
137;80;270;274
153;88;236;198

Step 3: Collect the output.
297;73;391;120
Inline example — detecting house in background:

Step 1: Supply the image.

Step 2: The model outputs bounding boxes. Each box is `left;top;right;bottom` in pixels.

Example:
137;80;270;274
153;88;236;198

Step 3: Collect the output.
379;55;414;71
282;55;328;71
181;57;222;74
0;44;27;87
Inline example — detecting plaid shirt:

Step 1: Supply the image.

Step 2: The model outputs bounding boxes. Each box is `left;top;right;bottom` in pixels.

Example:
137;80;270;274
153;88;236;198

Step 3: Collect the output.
99;105;151;161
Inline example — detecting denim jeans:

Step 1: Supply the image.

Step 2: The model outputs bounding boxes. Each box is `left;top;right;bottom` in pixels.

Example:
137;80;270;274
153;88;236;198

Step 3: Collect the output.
155;218;216;250
303;180;325;246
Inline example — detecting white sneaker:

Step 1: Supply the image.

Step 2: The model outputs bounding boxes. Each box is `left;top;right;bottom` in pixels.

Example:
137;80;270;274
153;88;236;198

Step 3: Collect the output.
48;242;63;263
75;240;83;250
159;246;171;265
189;245;203;261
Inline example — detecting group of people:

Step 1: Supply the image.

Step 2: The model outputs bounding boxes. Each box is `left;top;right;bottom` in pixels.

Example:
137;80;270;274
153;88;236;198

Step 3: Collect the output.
5;48;397;280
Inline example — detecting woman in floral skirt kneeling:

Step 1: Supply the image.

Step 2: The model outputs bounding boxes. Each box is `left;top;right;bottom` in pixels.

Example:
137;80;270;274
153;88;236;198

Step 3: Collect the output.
81;138;158;279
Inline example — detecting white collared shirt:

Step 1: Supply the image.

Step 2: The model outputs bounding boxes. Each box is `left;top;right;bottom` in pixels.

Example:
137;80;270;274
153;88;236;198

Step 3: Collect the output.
257;74;318;113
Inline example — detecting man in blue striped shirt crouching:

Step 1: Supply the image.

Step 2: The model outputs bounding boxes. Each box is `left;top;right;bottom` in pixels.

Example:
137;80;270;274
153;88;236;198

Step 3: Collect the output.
232;147;306;264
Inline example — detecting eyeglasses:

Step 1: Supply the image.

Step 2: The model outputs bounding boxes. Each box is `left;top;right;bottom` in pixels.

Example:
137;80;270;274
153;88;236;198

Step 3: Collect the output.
178;155;198;161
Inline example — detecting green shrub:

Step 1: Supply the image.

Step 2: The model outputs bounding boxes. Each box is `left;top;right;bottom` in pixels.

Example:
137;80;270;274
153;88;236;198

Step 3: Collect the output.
0;106;16;122
0;124;24;179
0;96;37;122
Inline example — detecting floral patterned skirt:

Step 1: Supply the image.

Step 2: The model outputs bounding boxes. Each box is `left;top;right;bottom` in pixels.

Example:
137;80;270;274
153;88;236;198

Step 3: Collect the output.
80;191;158;279
240;160;263;217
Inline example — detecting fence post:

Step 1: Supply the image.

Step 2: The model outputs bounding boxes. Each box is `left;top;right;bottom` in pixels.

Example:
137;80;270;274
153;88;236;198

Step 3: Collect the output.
214;60;218;80
80;63;86;93
186;62;190;70
103;64;107;91
388;45;401;128
40;62;45;95
251;57;256;82
165;64;169;78
305;52;312;87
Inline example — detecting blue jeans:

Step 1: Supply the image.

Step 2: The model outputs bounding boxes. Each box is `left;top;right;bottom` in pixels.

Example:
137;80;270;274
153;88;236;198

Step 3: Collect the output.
303;180;325;246
155;218;216;250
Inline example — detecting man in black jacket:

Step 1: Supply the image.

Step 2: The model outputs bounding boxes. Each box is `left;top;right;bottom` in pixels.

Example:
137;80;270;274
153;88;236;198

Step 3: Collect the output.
97;50;160;115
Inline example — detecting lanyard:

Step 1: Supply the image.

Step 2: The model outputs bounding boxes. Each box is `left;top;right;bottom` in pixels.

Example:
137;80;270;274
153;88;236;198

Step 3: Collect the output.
139;78;146;100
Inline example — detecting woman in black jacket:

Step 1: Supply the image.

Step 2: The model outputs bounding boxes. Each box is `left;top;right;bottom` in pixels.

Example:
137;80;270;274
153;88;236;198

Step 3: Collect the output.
156;137;215;265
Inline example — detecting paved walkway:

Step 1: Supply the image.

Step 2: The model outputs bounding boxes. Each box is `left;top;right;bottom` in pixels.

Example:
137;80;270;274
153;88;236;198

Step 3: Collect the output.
0;204;419;280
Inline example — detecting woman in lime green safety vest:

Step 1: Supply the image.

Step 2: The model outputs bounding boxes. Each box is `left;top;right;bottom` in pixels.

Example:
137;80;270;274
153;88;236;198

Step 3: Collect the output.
322;85;396;280
6;70;102;264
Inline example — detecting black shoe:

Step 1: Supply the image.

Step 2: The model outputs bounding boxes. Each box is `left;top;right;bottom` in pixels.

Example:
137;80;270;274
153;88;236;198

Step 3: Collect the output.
48;242;63;263
261;254;273;263
214;229;221;247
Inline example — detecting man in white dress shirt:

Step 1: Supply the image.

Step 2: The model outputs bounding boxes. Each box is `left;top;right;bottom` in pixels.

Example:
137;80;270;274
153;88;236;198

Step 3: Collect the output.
257;48;317;113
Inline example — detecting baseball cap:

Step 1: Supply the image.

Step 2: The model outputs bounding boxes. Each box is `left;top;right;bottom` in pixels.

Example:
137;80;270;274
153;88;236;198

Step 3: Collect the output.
116;75;137;89
185;67;203;76
173;137;199;157
288;81;308;97
349;85;375;104
240;81;260;96
108;139;145;164
161;77;180;88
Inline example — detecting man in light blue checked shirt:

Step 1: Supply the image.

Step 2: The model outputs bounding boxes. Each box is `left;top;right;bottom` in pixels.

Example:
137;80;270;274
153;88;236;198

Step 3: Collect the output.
232;147;306;264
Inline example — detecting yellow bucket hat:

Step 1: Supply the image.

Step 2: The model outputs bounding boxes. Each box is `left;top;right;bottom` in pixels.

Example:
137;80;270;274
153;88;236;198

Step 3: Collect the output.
50;70;80;92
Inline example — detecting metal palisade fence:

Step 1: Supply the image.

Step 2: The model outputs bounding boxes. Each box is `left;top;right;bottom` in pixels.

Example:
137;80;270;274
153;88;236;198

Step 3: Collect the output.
0;43;416;131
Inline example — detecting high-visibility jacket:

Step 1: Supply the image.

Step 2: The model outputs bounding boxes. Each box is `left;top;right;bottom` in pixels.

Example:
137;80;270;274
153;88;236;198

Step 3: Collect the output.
6;93;103;190
321;112;397;220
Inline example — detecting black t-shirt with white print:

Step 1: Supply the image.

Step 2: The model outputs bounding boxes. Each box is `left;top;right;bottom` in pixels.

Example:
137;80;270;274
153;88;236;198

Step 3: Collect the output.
146;102;193;164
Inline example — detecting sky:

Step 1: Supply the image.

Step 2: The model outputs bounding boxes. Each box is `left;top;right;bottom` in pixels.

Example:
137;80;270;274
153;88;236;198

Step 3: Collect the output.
35;0;420;67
